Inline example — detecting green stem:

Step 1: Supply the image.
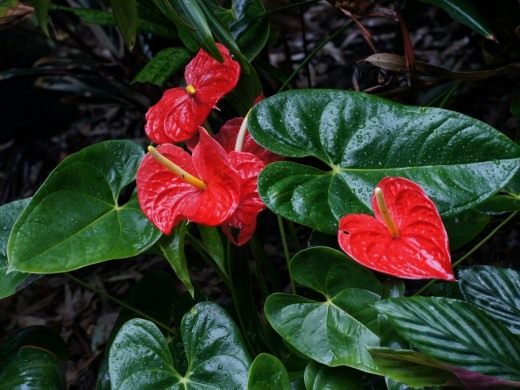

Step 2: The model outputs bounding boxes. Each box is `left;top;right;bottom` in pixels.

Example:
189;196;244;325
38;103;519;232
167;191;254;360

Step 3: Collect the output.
414;211;518;296
277;215;295;293
65;272;176;335
278;21;353;92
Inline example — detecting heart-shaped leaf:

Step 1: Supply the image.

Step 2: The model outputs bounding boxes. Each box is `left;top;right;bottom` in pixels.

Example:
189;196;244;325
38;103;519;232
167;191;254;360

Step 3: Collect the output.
0;199;30;299
338;177;454;280
8;140;161;273
248;353;289;390
369;348;460;387
304;361;364;390
376;297;520;383
459;266;520;335
248;90;520;233
109;302;250;389
264;247;381;372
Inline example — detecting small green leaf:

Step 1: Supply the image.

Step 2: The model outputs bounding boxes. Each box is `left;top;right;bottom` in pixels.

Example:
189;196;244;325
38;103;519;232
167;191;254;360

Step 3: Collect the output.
156;222;194;297
304;361;364;390
420;0;495;40
8;140;161;273
0;199;30;299
459;266;520;335
231;0;269;60
249;90;520;233
198;226;228;278
133;47;191;86
34;0;51;36
248;353;289;390
109;302;250;388
264;248;381;372
478;194;520;214
109;0;138;50
369;348;460;387
0;348;65;389
376;297;520;381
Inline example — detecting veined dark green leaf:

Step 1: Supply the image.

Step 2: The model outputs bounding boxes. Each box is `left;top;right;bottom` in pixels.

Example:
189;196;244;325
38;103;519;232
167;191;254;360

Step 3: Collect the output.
133;47;190;86
109;302;251;388
109;0;138;50
0;199;30;299
304;361;364;390
420;0;495;40
34;0;51;36
459;266;520;335
264;247;381;372
8;140;161;273
376;297;520;382
369;348;460;387
248;353;289;390
249;90;520;233
156;222;194;297
231;0;269;60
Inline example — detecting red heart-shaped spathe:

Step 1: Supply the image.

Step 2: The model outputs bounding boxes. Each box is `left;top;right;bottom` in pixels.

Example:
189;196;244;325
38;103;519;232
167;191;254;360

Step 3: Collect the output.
337;177;454;281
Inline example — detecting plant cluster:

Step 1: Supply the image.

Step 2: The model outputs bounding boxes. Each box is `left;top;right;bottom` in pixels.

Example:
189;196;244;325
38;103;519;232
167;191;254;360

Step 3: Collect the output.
1;0;519;389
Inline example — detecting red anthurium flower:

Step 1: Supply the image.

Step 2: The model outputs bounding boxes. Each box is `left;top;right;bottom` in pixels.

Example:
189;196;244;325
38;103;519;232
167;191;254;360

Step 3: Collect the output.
222;151;265;246
137;128;242;234
337;177;454;281
215;117;282;165
145;43;241;144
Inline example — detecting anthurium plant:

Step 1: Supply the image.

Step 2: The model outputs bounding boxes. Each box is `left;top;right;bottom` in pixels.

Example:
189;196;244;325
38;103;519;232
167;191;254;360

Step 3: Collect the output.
1;0;520;389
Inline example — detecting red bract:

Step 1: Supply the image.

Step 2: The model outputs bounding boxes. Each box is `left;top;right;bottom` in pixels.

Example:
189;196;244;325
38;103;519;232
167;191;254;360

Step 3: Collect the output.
145;43;240;144
137;129;241;234
337;177;454;281
215;117;282;164
222;151;265;246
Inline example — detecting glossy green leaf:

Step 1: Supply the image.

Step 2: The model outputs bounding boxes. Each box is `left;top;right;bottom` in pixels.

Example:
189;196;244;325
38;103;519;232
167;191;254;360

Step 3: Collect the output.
156;222;194;297
443;209;490;250
133;47;190;86
376;297;520;381
34;0;51;36
249;90;520;233
155;0;221;60
369;348;460;387
420;0;495;40
231;0;269;60
0;199;30;299
264;247;381;372
109;0;138;50
478;194;520;214
96;270;179;390
8;140;161;273
459;266;520;335
304;361;363;390
248;353;290;390
109;302;250;389
198;226;227;278
0;348;65;389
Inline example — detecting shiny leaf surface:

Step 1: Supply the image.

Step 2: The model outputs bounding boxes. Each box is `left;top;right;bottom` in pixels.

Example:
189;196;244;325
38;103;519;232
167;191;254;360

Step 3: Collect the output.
304;362;364;390
248;353;289;390
8;140;161;273
231;0;269;60
109;302;250;389
264;247;381;372
376;297;520;382
248;90;520;233
338;177;454;280
156;222;194;297
133;47;191;86
109;0;138;49
459;266;520;335
0;199;30;299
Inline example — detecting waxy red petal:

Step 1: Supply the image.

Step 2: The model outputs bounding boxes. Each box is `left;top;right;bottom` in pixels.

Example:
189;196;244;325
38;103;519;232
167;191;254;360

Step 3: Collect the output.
215;117;282;165
337;177;454;281
145;88;212;144
144;43;240;144
136;129;242;234
221;151;265;246
185;43;240;106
